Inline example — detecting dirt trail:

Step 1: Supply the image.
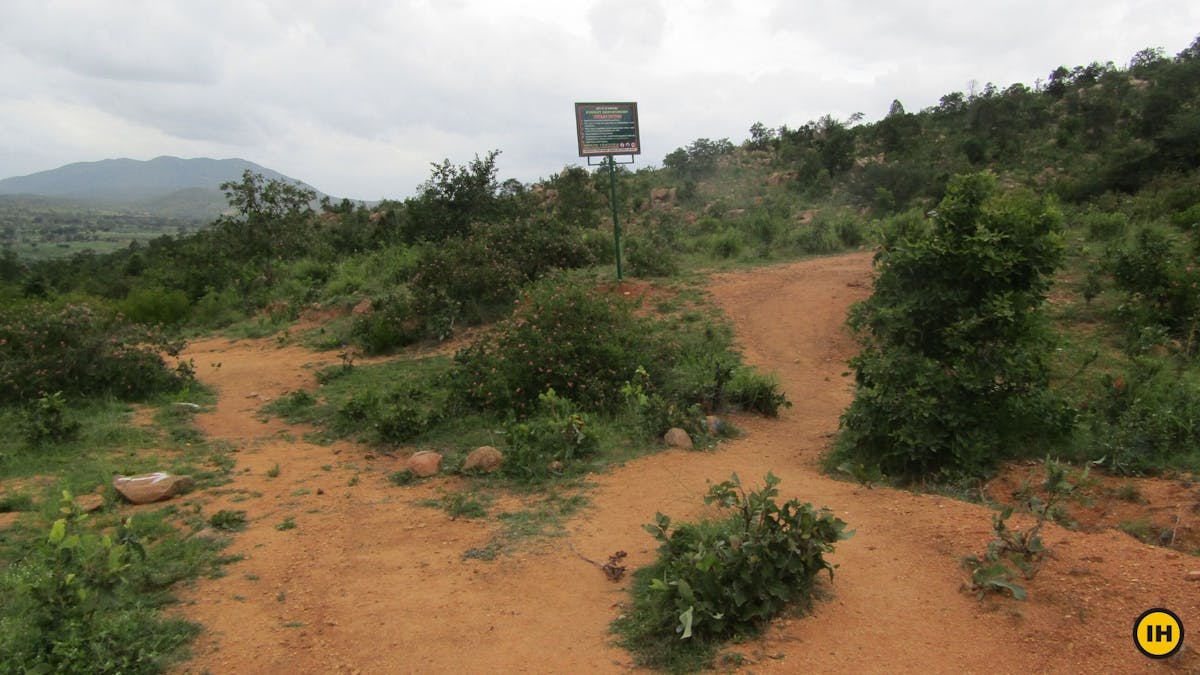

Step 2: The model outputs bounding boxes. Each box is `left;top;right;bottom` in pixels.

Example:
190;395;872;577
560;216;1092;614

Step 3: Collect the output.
175;252;1197;674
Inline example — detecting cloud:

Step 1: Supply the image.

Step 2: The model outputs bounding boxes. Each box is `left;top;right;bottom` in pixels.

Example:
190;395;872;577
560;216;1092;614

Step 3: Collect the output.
0;0;1197;199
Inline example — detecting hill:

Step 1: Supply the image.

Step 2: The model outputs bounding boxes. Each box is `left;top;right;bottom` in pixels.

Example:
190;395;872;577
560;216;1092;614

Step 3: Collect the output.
0;156;320;206
0;157;325;258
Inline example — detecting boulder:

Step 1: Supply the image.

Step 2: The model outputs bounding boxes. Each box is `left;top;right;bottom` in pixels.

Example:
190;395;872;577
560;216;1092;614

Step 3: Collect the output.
74;494;105;513
113;472;195;505
463;446;503;473
649;187;677;208
664;428;693;450
406;451;443;478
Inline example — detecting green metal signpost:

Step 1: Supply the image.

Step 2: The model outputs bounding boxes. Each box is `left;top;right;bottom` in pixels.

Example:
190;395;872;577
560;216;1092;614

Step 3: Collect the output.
575;102;640;281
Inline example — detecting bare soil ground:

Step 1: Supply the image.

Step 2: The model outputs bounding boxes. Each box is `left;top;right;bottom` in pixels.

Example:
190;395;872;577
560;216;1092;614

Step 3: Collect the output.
172;252;1198;674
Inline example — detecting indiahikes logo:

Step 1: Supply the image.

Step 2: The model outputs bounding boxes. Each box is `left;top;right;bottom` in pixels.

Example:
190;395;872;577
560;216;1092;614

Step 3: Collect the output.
1133;608;1184;659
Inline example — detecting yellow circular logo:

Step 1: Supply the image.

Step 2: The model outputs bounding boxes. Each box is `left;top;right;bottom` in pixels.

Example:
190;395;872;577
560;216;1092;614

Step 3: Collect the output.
1133;608;1184;659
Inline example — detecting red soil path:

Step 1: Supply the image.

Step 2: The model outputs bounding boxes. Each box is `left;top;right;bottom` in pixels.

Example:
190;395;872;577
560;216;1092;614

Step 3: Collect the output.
173;252;1198;673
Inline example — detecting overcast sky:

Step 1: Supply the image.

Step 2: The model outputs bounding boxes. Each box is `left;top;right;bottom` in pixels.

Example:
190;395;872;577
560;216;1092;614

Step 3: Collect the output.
1;1;1197;200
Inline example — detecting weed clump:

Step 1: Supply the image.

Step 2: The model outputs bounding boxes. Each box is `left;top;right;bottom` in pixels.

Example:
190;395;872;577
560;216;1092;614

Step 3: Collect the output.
615;474;850;670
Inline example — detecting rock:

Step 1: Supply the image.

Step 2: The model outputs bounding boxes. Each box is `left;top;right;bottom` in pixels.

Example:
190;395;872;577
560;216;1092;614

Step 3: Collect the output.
351;298;374;316
664;428;693;450
766;171;797;186
113;472;195;505
406;451;442;478
649;187;677;208
74;494;104;512
463;446;503;473
1186;571;1200;582
190;527;223;543
705;416;723;435
726;208;746;218
548;460;564;472
173;402;201;411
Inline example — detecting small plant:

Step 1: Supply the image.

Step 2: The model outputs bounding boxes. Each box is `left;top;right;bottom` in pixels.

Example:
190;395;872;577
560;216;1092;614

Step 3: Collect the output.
726;369;790;417
266;463;281;478
615;474;850;670
964;461;1081;600
208;510;248;532
21;391;82;446
275;517;297;531
503;389;598;484
0;491;210;673
442;492;489;520
387;469;417;486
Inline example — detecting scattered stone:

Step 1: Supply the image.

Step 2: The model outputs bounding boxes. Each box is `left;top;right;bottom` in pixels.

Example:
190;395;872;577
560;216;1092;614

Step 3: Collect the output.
463;446;503;473
190;527;223;542
351;298;374;316
1186;571;1200;582
74;494;104;512
316;488;325;495
246;392;260;399
726;208;746;218
648;187;677;209
112;472;196;505
705;416;723;435
548;460;564;472
664;427;693;450
406;451;442;478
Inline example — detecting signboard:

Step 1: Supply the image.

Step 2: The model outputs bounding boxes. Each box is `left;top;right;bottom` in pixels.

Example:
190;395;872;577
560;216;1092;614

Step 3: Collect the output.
575;102;641;157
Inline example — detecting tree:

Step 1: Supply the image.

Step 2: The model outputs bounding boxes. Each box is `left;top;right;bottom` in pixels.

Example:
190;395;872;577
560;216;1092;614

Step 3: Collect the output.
747;121;777;150
551;166;602;229
220;170;315;222
836;173;1070;479
404;150;502;242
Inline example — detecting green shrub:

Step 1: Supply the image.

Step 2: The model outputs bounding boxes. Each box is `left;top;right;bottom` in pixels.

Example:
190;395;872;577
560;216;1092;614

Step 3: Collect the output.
411;216;595;333
190;287;243;328
0;303;189;405
1086;358;1200;474
615;474;850;670
582;229;616;265
20;391;81;447
624;233;679;278
622;366;708;440
1110;225;1200;340
502;389;598;484
726;369;790;417
350;293;421;355
452;278;656;415
789;220;841;255
333;382;446;445
837;173;1071;480
707;229;744;259
831;213;867;247
1078;209;1127;240
0;493;208;674
119;286;191;326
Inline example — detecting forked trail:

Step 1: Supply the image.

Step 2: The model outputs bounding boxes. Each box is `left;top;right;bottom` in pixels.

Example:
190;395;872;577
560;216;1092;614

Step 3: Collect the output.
174;252;1196;674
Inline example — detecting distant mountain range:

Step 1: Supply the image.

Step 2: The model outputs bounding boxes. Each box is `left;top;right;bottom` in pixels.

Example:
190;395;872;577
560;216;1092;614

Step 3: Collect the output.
0;156;323;220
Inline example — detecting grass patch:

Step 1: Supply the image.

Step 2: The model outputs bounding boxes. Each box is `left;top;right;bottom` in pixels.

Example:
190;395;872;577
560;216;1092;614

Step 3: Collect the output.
462;489;590;561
